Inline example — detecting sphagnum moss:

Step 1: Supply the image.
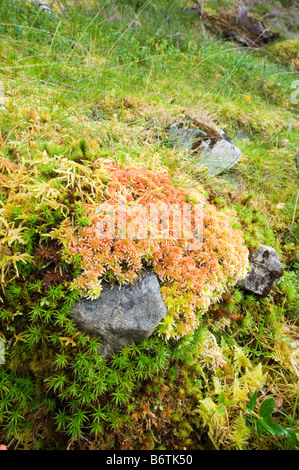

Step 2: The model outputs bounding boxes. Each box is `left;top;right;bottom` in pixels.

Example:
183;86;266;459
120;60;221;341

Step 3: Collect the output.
0;0;298;451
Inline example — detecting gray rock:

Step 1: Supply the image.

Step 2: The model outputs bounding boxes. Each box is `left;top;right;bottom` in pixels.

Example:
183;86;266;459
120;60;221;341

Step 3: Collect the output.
72;271;167;357
238;245;283;295
167;120;242;176
218;128;234;143
168;120;207;150
30;0;51;12
198;137;242;176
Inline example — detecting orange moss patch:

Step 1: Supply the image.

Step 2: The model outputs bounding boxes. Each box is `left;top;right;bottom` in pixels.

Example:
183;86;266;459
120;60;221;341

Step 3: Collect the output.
64;166;249;339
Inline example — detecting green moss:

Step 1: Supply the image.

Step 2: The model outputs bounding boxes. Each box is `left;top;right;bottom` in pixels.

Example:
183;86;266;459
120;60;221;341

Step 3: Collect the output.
0;0;298;451
269;40;299;68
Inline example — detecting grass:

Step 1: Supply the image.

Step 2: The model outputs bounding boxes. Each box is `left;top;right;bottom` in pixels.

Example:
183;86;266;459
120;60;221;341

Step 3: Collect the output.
0;0;298;450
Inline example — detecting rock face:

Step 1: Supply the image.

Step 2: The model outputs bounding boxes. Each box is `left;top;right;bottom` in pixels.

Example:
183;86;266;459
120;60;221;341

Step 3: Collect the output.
168;120;242;176
238;245;283;295
72;271;167;357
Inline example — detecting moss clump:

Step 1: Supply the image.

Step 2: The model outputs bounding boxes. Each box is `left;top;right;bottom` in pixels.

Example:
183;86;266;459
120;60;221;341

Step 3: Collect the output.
0;152;248;339
269;39;299;68
0;0;298;452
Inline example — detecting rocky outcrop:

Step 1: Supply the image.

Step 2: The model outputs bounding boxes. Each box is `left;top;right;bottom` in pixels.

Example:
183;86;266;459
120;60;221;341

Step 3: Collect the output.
72;271;167;358
238;245;283;295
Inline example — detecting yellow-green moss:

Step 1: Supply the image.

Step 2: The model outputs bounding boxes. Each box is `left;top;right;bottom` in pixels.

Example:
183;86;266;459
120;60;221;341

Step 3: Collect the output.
269;39;299;68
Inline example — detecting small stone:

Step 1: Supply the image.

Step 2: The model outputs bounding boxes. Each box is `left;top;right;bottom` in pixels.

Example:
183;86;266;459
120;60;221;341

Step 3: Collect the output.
72;271;167;358
30;0;51;12
238;245;283;295
198;138;242;176
167;120;242;176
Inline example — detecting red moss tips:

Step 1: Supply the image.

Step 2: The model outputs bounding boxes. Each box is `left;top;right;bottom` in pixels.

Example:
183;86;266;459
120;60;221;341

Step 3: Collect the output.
64;165;249;339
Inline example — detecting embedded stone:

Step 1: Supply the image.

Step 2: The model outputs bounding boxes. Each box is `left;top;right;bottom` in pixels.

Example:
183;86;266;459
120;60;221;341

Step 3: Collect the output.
238;245;283;295
168;120;242;176
198;136;242;176
72;271;167;357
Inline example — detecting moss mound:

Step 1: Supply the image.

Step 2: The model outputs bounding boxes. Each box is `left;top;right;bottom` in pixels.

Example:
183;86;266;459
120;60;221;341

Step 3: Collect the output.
269;39;299;68
0;153;249;449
